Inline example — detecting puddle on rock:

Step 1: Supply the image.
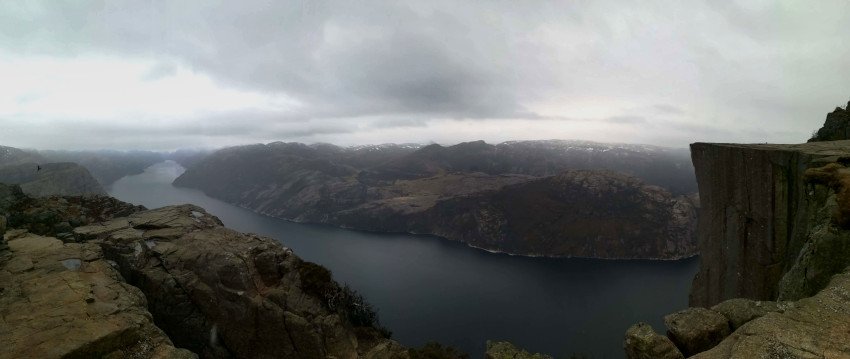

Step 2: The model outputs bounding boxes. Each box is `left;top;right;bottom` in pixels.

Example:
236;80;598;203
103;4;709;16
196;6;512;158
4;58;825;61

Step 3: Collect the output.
61;258;82;271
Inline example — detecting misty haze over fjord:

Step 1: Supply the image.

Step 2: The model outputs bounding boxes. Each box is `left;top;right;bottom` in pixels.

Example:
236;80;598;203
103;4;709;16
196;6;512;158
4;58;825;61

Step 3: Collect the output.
5;1;850;359
2;1;850;151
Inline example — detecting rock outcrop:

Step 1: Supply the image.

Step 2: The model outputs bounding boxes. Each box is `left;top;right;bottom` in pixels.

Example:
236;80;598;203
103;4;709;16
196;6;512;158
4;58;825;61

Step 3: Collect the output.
0;231;196;359
74;205;402;358
623;323;683;359
0;161;106;197
663;308;730;356
627;108;850;357
689;140;850;306
0;181;143;244
625;276;850;358
692;269;850;358
485;341;553;359
809;100;850;142
0;184;407;358
173;140;698;259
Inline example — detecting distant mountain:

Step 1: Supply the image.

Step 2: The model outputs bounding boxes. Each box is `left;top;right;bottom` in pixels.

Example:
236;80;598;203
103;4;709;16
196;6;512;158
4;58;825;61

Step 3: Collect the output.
334;170;697;258
165;148;213;170
0;145;43;166
39;149;165;185
364;140;695;195
0;161;105;197
0;145;105;196
174;140;698;259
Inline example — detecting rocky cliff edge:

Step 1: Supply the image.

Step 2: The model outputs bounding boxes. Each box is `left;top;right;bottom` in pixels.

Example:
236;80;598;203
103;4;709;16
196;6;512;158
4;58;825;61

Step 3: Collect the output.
0;184;406;358
625;138;850;357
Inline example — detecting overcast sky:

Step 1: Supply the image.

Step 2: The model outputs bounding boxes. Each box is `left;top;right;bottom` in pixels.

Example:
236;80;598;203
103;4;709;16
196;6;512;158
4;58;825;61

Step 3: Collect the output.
1;1;849;150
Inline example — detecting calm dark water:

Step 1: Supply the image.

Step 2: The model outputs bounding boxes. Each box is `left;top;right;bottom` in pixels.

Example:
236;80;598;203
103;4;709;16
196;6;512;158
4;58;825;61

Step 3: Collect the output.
109;161;698;358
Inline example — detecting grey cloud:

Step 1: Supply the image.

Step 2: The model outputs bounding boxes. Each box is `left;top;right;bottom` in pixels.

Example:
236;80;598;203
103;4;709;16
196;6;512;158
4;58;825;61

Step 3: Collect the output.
603;116;646;124
0;1;551;121
1;0;849;149
653;105;685;115
141;62;177;81
368;117;430;129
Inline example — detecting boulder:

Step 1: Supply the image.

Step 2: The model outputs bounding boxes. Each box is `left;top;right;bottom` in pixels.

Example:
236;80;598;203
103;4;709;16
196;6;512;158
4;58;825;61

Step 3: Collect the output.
692;268;850;358
664;307;730;356
0;232;195;358
485;341;553;359
623;323;683;359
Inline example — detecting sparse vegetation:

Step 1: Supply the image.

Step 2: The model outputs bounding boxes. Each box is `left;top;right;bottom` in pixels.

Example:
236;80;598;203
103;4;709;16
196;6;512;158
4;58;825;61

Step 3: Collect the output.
296;260;392;337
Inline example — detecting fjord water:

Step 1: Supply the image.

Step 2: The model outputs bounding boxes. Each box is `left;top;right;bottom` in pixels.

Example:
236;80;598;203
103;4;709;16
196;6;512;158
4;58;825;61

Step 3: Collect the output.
109;161;698;358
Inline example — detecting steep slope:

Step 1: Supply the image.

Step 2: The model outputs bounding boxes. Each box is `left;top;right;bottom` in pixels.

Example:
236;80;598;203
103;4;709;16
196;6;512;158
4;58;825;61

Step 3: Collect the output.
0;162;106;196
334;170;697;258
0;145;44;166
366;140;695;195
0;184;408;358
174;140;698;259
39;149;165;185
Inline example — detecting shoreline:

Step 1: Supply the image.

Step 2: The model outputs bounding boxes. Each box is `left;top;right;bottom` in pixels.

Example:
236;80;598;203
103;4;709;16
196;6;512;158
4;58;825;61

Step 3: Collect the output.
172;182;700;262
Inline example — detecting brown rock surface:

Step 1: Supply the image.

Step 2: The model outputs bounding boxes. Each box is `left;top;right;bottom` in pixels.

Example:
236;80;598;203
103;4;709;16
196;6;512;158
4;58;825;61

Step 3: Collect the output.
710;298;793;330
74;204;401;358
663;307;730;356
692;268;850;358
485;341;552;359
0;231;195;359
623;322;683;359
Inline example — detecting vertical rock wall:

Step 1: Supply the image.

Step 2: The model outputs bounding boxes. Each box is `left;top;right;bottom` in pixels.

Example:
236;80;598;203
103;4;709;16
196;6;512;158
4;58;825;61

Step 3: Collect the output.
689;141;850;306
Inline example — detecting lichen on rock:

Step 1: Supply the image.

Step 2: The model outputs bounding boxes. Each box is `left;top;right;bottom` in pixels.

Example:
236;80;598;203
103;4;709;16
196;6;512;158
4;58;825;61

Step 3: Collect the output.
485;341;552;359
623;322;683;359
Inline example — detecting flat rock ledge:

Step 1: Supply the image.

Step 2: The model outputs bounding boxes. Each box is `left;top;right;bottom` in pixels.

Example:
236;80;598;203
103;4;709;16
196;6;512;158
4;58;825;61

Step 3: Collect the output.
0;231;195;359
626;268;850;358
72;204;407;359
1;201;407;359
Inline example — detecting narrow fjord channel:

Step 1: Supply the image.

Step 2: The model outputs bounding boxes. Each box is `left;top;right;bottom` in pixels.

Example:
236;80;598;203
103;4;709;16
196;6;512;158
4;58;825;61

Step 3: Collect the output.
109;161;698;358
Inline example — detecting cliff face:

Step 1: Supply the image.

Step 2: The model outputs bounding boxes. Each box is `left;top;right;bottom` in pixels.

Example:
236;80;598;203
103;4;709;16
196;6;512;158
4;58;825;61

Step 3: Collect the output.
689;140;850;306
624;139;850;358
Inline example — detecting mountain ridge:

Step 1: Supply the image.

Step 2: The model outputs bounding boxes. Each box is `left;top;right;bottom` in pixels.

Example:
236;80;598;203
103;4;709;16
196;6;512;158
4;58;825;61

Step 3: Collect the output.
174;139;698;259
